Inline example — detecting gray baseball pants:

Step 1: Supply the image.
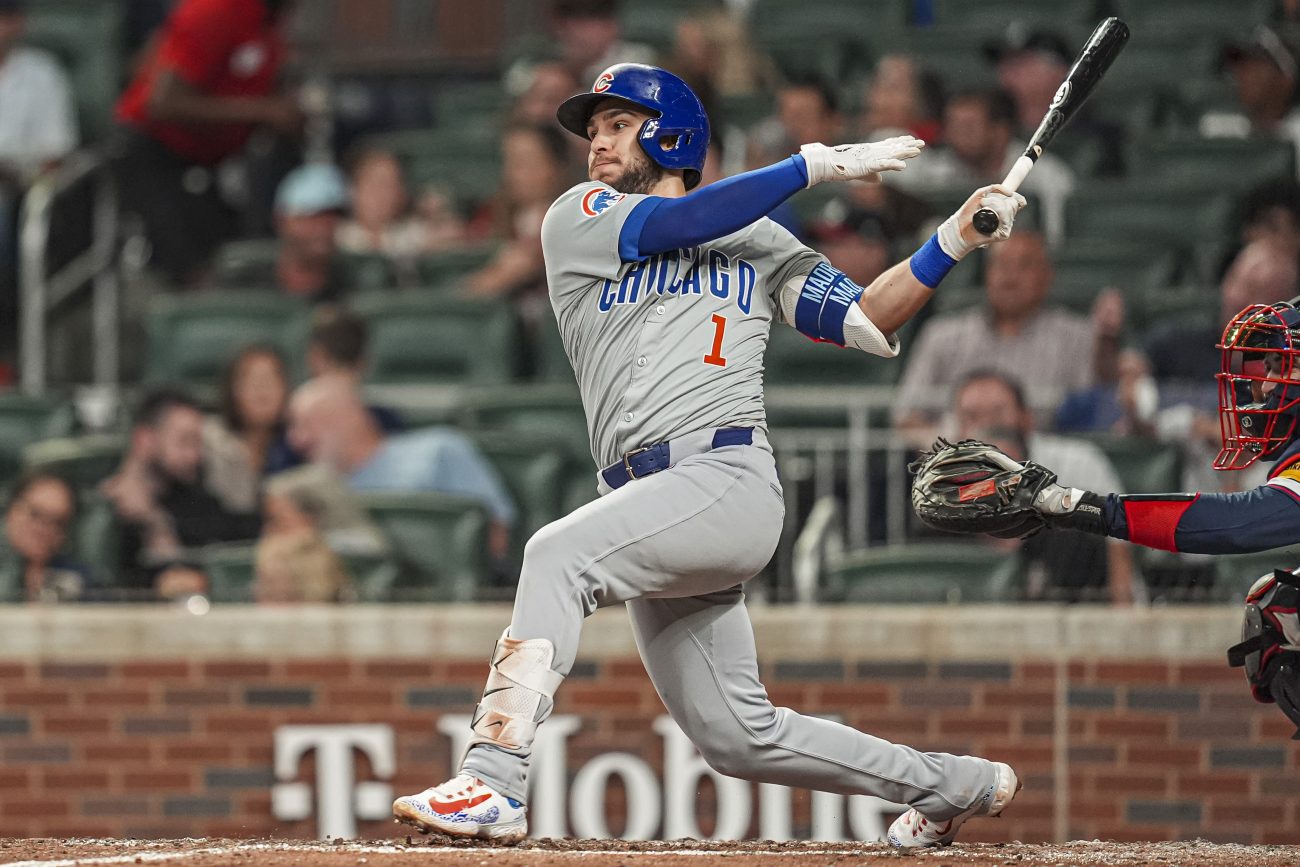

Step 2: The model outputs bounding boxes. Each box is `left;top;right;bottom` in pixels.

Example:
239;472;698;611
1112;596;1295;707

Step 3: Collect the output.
460;431;997;822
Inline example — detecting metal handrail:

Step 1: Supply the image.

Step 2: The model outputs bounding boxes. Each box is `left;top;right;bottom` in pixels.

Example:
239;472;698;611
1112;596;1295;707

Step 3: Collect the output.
19;151;119;395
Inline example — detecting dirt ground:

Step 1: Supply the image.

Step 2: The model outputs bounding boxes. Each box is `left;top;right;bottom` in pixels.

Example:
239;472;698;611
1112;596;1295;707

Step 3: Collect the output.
2;838;1299;867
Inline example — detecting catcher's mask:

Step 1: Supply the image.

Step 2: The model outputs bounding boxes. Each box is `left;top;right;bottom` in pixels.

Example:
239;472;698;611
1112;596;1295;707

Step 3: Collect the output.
1215;300;1300;470
1227;568;1300;739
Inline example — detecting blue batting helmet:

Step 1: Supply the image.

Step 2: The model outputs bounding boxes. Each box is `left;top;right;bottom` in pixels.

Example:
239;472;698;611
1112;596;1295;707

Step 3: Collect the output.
557;63;710;190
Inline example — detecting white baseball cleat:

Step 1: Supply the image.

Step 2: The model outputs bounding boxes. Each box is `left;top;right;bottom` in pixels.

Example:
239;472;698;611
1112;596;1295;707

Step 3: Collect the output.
392;772;527;843
887;761;1020;849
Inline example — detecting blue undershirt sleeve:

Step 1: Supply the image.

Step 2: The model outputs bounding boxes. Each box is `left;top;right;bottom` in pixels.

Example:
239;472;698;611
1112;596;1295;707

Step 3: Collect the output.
617;155;810;262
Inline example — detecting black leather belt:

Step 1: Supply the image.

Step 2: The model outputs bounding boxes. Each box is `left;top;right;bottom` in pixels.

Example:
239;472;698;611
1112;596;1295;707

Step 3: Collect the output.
601;428;754;490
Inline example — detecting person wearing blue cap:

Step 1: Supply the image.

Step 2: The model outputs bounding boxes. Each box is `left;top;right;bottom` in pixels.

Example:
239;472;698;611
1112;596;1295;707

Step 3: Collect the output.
219;163;351;302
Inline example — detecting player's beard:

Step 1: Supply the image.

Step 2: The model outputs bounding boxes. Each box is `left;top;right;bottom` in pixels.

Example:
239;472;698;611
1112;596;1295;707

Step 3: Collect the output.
608;150;665;195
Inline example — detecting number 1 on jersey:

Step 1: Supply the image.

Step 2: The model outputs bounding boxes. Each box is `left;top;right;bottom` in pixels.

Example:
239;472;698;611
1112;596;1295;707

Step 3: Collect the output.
703;314;728;367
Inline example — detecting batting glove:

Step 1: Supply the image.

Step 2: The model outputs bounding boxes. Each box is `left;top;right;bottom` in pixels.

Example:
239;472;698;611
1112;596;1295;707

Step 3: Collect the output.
799;136;925;188
937;184;1028;260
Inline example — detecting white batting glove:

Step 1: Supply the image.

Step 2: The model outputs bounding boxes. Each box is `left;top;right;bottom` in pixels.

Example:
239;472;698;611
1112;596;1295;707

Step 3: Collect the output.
799;136;925;188
937;184;1028;260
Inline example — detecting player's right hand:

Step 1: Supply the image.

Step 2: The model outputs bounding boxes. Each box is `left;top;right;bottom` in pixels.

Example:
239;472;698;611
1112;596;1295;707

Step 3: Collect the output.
937;184;1028;260
799;136;925;188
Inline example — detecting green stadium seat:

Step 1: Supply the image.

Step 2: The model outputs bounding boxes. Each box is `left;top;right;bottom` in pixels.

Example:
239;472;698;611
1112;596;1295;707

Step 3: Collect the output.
69;494;121;594
145;291;309;386
460;383;590;461
620;0;717;49
534;311;576;384
212;240;398;293
0;393;77;487
1128;136;1296;191
898;27;1000;91
356;491;491;602
23;433;126;492
362;127;501;202
471;432;569;561
200;543;258;603
764;325;901;387
1113;0;1271;35
1077;434;1183;494
342;551;403;603
1099;34;1219;94
434;81;509;128
23;0;123;140
824;542;1018;603
351;292;519;384
415;245;499;288
1213;550;1300;603
718;93;774;132
932;0;1093;30
1065;181;1234;248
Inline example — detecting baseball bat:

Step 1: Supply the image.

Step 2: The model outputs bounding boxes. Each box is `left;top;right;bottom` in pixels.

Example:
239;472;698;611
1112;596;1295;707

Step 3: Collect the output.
972;16;1131;235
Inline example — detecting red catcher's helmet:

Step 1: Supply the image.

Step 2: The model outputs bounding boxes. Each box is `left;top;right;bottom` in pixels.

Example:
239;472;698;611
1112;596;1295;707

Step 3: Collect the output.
1216;300;1300;469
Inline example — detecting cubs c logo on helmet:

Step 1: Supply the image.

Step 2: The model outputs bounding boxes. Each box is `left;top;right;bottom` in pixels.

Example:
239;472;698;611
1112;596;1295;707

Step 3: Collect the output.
581;188;625;217
592;72;614;93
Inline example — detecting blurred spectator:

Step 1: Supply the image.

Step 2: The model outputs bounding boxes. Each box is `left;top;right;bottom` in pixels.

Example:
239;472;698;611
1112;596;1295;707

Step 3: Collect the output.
465;123;575;299
858;54;943;143
747;76;845;170
808;184;935;258
983;25;1123;175
337;147;443;279
1201;27;1300;174
113;0;301;285
1056;347;1159;437
1148;238;1300;387
0;472;94;603
953;370;1135;605
895;87;1074;246
512;60;582;128
304;305;403;433
807;208;895;288
204;345;295;509
0;0;77;182
1225;176;1300;276
545;0;655;84
667;9;779;105
894;231;1103;436
1146;239;1300;493
254;466;366;604
413;186;471;253
268;163;351;301
100;388;261;598
287;375;515;559
0;0;77;366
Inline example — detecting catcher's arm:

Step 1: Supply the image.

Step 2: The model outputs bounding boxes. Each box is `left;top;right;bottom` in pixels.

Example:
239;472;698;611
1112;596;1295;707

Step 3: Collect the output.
911;439;1300;553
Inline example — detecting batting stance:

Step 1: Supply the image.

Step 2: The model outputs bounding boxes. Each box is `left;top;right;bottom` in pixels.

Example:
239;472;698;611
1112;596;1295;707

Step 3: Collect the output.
393;63;1026;849
911;298;1300;738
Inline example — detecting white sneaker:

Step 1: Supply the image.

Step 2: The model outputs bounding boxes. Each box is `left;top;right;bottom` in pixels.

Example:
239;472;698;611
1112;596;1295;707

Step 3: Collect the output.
392;772;527;843
887;761;1020;849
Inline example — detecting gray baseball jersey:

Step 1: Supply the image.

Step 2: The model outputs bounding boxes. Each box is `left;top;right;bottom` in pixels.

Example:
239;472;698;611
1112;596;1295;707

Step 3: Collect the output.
540;181;824;468
458;178;1005;827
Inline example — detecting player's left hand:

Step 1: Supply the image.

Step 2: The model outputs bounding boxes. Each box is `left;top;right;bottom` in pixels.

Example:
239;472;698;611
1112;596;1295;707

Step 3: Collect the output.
799;136;925;187
937;185;1028;260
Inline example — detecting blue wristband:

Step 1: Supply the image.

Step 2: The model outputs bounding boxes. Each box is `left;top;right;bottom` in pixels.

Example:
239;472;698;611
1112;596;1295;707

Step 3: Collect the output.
908;234;957;289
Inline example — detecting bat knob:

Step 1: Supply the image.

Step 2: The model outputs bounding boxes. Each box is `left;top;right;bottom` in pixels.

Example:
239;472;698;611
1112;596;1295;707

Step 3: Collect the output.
972;208;1000;236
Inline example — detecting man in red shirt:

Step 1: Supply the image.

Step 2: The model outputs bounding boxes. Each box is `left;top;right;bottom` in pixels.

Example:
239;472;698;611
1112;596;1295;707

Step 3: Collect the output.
113;0;301;284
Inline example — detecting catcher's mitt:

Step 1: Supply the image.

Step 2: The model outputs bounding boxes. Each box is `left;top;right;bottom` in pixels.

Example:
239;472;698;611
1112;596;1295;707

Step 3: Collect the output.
909;438;1059;539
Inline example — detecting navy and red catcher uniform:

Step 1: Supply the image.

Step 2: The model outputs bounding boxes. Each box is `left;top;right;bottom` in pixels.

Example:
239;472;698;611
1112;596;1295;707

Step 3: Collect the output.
1033;300;1300;735
1054;301;1300;555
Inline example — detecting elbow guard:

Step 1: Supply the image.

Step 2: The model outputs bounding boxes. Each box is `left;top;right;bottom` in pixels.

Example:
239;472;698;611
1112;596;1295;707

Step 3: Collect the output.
779;263;898;357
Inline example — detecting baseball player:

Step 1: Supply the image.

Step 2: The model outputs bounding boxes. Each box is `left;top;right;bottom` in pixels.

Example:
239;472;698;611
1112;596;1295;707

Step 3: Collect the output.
910;297;1300;738
393;63;1027;849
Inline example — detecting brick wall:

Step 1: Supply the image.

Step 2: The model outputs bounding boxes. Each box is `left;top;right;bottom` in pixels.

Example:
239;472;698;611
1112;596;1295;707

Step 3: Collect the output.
1;650;1296;842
